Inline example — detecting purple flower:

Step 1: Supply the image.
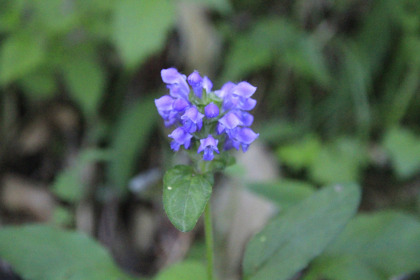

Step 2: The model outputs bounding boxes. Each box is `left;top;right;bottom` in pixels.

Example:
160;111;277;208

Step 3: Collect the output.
217;111;242;134
181;106;204;133
224;127;259;152
168;127;193;151
235;127;259;152
161;68;190;100
197;135;220;161
222;128;259;152
222;81;257;111
233;110;254;127
155;95;174;119
202;76;213;92
204;102;219;118
155;95;189;127
188;71;203;98
215;82;235;100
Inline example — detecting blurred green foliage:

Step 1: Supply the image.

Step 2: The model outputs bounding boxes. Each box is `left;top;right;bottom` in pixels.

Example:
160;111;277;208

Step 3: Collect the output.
0;225;136;280
0;0;420;279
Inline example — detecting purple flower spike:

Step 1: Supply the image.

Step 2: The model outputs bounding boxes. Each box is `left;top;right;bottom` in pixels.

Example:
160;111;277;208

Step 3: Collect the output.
168;127;193;151
204;102;219;118
217;112;242;134
197;135;220;161
181;106;204;133
188;71;203;98
157;67;258;156
161;68;190;100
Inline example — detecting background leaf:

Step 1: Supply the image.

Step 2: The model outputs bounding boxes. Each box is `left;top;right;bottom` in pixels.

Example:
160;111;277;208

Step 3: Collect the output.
63;56;105;116
309;138;368;185
243;183;361;280
0;225;135;280
108;97;157;193
383;126;420;179
112;0;175;69
247;180;315;210
163;165;212;232
276;135;321;171
154;261;206;280
306;211;420;279
0;33;45;85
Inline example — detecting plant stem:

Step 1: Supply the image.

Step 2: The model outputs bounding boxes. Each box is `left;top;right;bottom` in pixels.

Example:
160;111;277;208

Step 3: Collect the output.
204;201;214;280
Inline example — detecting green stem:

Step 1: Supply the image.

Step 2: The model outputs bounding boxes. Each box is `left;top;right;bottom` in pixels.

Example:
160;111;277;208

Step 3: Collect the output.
204;201;214;280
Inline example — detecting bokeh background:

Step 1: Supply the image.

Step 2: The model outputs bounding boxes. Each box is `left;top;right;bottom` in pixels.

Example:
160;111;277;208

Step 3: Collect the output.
0;0;420;279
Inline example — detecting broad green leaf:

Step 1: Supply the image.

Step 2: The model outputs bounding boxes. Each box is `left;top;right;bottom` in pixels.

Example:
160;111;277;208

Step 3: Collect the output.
113;0;175;69
309;211;420;279
154;261;206;280
304;256;383;280
383;127;420;179
108;97;157;193
243;183;361;280
163;165;212;232
0;33;45;85
276;135;321;171
63;56;105;116
247;180;315;209
0;225;134;280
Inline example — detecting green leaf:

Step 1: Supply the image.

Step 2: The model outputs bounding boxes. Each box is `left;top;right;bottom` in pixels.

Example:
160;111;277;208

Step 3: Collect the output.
108;97;157;193
32;0;78;35
276;135;321;171
309;211;420;279
163;165;212;232
63;56;105;116
243;183;361;280
222;17;329;84
222;18;297;80
247;180;315;210
20;67;56;100
113;0;175;69
281;36;330;85
303;256;383;280
0;225;134;280
309;138;368;185
383;127;420;179
53;166;84;203
0;33;45;85
53;149;111;202
154;261;206;280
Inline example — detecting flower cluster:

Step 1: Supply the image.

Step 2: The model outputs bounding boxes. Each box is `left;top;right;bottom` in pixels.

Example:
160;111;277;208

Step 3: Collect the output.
155;68;259;161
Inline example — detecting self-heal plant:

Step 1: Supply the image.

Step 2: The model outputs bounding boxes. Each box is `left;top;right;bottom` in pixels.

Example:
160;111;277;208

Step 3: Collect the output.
156;68;258;161
155;68;259;279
